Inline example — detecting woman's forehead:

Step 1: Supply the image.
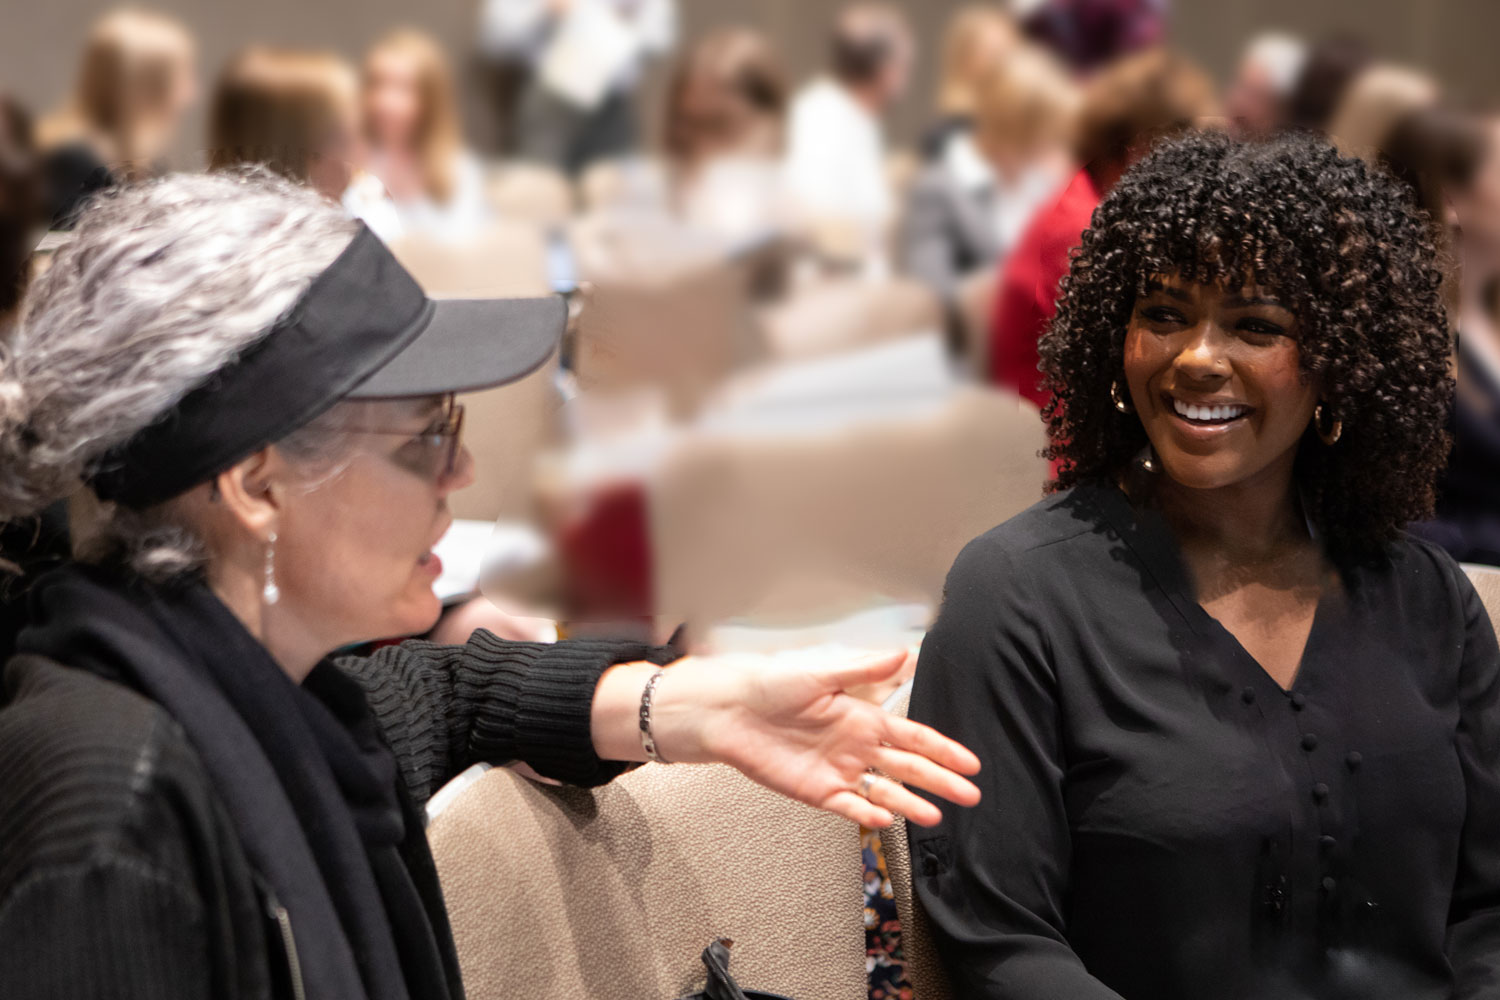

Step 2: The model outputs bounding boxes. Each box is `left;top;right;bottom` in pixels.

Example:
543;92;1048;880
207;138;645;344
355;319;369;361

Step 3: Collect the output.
1143;270;1287;302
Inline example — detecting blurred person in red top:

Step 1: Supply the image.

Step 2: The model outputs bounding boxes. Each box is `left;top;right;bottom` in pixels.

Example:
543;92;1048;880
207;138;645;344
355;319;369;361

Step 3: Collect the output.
988;49;1217;407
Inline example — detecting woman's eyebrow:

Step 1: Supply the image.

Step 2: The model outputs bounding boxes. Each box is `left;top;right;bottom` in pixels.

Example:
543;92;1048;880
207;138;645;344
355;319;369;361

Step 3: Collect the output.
1142;279;1192;302
1223;291;1286;308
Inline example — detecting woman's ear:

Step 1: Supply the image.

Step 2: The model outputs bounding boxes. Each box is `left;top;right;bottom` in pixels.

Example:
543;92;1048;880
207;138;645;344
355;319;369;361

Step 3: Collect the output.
213;447;287;539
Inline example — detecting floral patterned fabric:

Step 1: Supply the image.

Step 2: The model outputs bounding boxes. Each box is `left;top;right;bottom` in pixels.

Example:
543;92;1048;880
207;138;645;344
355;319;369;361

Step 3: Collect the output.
862;827;911;999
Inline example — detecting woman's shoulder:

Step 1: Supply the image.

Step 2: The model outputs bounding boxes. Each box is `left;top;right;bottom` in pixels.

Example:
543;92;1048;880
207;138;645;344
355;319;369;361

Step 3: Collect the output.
1379;531;1490;615
0;656;222;889
949;484;1119;588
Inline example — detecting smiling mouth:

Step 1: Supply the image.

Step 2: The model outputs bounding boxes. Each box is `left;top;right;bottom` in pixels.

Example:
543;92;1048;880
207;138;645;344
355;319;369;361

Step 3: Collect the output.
1167;395;1254;426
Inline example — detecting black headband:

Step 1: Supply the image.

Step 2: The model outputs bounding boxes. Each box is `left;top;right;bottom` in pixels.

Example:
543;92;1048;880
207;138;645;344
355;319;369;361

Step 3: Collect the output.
88;225;448;508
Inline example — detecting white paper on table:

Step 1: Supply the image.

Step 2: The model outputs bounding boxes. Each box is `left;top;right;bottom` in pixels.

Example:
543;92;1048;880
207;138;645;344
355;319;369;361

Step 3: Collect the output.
538;0;639;111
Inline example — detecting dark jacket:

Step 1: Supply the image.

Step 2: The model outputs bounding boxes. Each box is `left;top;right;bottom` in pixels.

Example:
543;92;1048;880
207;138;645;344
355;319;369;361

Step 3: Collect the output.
0;630;675;999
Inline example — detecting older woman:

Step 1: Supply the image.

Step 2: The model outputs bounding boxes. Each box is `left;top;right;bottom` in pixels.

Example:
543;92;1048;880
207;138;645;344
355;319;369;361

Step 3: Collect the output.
0;171;981;999
909;132;1499;998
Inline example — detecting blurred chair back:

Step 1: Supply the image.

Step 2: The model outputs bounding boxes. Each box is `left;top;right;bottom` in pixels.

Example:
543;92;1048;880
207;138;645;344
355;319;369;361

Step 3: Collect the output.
578;155;669;213
427;762;867;1000
649;386;1047;627
1464;563;1500;635
568;213;763;417
390;224;559;521
879;687;953;1000
757;277;943;363
484;161;575;228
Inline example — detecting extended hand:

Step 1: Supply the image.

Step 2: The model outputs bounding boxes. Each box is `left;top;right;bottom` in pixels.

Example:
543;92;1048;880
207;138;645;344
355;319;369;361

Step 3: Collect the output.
651;651;981;829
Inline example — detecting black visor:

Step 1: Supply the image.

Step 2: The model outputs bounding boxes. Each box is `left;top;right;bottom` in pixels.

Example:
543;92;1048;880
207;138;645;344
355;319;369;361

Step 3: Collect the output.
87;223;564;508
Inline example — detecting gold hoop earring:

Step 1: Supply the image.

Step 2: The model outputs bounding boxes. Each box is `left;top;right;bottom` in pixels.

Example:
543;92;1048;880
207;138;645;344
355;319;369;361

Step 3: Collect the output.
1111;380;1134;414
1314;403;1343;446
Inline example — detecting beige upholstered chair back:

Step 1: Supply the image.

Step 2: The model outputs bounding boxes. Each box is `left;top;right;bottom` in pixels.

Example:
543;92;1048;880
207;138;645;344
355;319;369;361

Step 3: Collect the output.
579;156;669;213
880;688;953;1000
570;261;761;418
388;224;558;521
485;161;575;228
649;387;1048;626
427;763;867;1000
388;221;551;299
757;278;943;364
1464;563;1500;635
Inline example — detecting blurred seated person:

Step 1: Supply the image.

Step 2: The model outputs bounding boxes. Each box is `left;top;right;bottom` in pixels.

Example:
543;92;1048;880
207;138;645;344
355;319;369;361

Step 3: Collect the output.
1283;33;1371;136
1326;63;1437;162
661;26;790;244
209;45;402;240
988;47;1216;407
1020;0;1165;75
784;2;914;273
0;92;66;663
361;29;489;242
1225;32;1307;138
483;0;679;176
37;7;197;229
900;44;1078;308
920;5;1020;161
1386;105;1500;565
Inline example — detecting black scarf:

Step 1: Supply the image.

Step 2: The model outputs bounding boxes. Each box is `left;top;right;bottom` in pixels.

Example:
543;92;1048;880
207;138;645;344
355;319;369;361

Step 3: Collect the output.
16;563;462;1000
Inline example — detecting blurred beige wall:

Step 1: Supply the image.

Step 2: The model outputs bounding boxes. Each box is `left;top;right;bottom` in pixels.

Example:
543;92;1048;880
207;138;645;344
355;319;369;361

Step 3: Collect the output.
2;0;1497;161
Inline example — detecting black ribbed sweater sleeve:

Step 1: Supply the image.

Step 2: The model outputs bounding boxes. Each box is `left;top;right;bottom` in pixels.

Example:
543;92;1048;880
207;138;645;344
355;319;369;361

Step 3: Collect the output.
337;631;679;806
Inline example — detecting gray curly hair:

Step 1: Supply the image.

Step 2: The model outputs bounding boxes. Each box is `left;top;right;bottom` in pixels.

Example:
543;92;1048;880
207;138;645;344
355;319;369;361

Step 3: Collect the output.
0;169;360;578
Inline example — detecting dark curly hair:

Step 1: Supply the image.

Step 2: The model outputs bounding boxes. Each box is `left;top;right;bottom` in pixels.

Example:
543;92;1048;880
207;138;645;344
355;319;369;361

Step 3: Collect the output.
1038;130;1452;557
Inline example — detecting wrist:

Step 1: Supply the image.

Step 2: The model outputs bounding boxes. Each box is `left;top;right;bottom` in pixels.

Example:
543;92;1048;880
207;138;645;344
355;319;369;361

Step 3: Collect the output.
645;658;719;765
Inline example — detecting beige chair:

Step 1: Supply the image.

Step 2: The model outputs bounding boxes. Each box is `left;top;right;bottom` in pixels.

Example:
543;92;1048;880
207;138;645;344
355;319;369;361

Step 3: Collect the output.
1464;563;1500;632
389;224;560;521
484;161;575;228
388;221;551;299
649;387;1048;629
880;687;953;1000
565;213;765;418
578;155;668;213
426;762;867;1000
757;277;944;364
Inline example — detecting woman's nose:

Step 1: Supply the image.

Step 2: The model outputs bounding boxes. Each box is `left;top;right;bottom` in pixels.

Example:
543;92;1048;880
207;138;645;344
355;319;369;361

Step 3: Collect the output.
1175;323;1232;379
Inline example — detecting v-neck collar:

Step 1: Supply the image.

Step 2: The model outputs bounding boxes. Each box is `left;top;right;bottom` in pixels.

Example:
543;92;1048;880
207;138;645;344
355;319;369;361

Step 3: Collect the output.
1087;482;1338;695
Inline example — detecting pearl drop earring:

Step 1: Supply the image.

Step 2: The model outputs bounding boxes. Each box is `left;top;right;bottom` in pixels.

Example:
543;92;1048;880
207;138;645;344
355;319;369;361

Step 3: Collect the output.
263;531;280;605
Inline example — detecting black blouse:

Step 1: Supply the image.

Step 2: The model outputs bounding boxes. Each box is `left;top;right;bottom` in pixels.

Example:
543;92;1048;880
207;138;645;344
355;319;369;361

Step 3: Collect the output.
907;484;1500;1000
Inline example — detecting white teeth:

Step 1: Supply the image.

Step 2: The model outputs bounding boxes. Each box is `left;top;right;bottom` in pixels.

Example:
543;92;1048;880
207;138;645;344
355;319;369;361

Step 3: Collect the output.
1172;398;1248;423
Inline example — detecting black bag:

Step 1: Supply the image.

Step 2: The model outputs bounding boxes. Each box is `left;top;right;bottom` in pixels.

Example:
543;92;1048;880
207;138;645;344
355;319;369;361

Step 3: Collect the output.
674;939;794;1000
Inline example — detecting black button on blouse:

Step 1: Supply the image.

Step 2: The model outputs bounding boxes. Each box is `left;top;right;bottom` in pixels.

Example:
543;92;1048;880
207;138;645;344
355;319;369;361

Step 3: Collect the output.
908;485;1500;1000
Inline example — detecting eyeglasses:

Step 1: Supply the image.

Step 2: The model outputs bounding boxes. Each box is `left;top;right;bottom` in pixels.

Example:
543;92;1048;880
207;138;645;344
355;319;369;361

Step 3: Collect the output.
342;394;466;482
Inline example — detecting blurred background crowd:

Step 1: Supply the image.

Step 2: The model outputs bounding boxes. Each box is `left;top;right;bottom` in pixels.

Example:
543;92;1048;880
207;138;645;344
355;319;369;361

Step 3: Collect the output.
2;1;1499;995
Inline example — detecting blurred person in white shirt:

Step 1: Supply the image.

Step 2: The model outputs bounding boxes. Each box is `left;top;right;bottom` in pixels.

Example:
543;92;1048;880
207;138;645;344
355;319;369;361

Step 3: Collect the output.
661;27;790;245
783;3;914;272
1226;32;1308;138
361;29;489;242
479;0;677;175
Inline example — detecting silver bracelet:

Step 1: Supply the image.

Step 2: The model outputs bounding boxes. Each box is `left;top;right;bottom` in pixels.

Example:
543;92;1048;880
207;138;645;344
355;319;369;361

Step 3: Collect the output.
638;668;671;764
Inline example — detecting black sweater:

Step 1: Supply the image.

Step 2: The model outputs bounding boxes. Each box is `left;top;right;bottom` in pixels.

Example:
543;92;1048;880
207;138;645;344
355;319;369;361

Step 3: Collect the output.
908;484;1500;1000
0;630;674;999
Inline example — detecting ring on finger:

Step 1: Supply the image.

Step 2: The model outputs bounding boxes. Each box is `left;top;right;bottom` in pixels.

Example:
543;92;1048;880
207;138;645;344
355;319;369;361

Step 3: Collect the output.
855;772;877;799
